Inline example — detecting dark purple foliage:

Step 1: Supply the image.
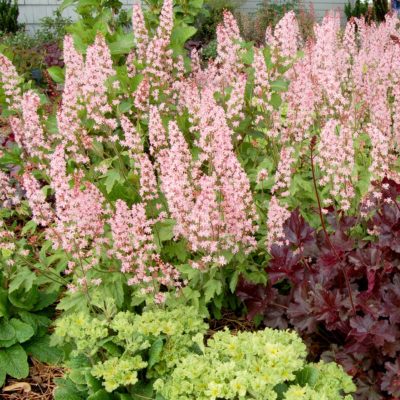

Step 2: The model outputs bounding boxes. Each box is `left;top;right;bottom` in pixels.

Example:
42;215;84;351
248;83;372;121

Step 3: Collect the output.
237;180;400;399
42;42;64;68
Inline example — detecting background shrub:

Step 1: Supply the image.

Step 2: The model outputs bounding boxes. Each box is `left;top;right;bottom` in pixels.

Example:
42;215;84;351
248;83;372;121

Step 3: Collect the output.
0;0;21;34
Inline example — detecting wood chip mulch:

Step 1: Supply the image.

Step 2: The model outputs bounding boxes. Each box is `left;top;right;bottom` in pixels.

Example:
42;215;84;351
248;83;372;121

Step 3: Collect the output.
1;360;64;400
207;309;256;338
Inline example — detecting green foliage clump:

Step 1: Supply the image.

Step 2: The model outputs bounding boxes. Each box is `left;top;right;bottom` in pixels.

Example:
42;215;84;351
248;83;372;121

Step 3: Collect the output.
344;0;370;20
0;0;20;34
155;328;355;400
0;204;64;386
52;305;208;398
52;300;355;399
373;0;389;21
0;11;71;78
194;0;244;44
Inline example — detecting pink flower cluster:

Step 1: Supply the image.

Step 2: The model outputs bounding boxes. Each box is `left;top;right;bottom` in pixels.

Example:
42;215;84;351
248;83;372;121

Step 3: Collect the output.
48;146;106;275
22;172;54;226
83;34;117;131
0;54;22;111
109;200;181;300
0;171;19;208
157;88;257;266
315;121;355;211
269;12;400;216
266;196;290;250
57;35;90;163
10;91;50;164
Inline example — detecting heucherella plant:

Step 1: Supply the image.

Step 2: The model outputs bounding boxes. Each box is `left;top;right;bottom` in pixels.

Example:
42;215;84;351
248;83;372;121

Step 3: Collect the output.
52;303;209;398
1;0;400;311
52;298;355;399
155;327;355;400
0;0;280;313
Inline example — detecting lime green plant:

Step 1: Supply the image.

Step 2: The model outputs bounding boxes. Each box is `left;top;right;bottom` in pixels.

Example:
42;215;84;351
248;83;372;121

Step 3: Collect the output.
155;328;356;400
52;300;355;399
52;302;208;399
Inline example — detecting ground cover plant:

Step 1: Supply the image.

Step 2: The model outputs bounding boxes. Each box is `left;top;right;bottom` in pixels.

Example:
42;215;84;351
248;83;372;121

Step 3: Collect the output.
0;0;399;398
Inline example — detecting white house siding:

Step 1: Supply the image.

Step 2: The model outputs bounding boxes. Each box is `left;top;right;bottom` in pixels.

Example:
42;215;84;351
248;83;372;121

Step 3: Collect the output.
17;0;138;32
241;0;349;20
18;0;348;31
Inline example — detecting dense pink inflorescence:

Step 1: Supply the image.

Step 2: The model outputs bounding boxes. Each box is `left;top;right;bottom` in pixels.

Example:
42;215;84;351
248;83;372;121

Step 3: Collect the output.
0;54;22;111
315;121;355;211
266;196;290;250
10;91;50;166
48;146;106;275
0;171;18;208
132;3;149;62
22;172;54;226
109;199;181;301
83;34;117;131
57;35;90;163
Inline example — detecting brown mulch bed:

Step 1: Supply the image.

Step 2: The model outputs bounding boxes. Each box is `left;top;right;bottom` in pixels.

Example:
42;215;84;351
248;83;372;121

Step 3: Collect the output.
1;360;63;400
207;309;256;338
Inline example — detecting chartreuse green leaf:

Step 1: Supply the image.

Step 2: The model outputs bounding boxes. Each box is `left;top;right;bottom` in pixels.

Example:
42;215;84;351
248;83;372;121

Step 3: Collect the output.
47;66;65;84
0;344;29;379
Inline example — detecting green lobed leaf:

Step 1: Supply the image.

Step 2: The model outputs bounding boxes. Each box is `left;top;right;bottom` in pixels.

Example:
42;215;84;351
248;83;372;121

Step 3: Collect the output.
9;267;36;293
32;290;59;311
0;318;15;341
204;279;223;303
10;318;35;343
8;286;39;310
54;378;86;400
0;365;5;387
109;33;135;55
0;344;29;379
148;337;164;369
18;311;51;339
25;335;64;364
157;219;176;242
88;389;113;400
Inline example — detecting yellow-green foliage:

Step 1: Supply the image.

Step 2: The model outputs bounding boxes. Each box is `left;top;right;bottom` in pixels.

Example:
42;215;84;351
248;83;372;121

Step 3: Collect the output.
53;306;208;393
155;328;356;400
53;306;355;398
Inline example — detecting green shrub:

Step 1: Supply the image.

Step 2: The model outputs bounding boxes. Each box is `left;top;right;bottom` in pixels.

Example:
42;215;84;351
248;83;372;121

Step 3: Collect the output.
194;0;244;44
0;11;71;78
0;0;21;34
344;0;370;20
